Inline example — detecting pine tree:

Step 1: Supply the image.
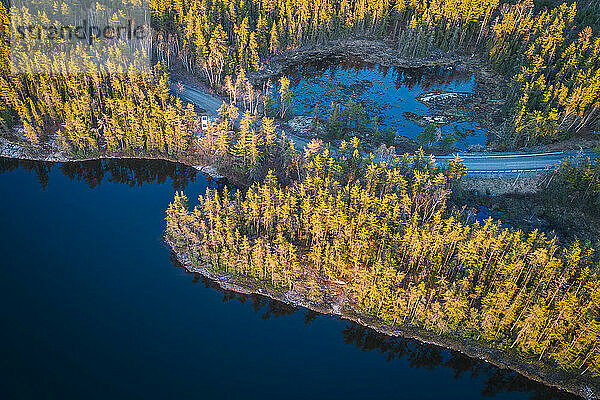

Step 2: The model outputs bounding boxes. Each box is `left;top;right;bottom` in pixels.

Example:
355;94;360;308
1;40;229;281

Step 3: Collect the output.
279;76;293;120
270;22;280;54
23;121;40;148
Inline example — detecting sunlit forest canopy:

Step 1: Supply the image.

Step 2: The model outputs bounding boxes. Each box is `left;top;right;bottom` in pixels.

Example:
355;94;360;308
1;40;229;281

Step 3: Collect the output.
1;0;599;150
167;141;600;379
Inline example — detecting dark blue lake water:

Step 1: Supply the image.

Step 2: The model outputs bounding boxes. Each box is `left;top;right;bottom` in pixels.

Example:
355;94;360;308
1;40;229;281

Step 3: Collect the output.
284;58;487;149
0;158;576;400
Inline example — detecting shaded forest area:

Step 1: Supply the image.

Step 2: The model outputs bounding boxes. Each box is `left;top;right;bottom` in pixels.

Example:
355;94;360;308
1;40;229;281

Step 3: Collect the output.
447;154;600;245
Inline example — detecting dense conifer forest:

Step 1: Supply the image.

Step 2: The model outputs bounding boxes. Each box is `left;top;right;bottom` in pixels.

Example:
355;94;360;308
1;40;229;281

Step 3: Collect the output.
150;0;600;146
1;1;198;157
1;0;599;152
166;140;600;379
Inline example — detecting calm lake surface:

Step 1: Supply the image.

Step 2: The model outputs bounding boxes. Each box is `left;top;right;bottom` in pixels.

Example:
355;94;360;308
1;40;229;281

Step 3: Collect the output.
284;58;487;149
0;158;577;400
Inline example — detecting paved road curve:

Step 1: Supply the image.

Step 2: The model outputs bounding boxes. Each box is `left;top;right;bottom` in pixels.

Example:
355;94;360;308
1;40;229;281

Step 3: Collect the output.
436;150;599;175
173;83;598;175
173;84;224;116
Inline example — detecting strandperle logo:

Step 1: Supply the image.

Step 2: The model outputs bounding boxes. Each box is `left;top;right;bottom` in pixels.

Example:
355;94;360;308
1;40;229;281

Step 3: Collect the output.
10;0;151;74
14;20;149;45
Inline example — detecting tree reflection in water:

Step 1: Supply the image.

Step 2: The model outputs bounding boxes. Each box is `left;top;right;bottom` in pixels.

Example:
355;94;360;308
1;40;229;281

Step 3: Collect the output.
0;158;53;189
0;157;225;190
173;257;579;400
285;58;473;92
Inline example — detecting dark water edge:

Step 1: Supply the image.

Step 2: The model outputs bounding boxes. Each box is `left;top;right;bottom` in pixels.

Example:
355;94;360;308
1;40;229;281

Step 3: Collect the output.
171;250;589;400
0;157;201;191
286;56;473;90
0;157;583;400
173;256;585;400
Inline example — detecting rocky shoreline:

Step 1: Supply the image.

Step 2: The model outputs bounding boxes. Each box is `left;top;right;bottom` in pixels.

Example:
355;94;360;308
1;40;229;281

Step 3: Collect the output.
0;136;226;181
167;240;599;400
0;135;557;196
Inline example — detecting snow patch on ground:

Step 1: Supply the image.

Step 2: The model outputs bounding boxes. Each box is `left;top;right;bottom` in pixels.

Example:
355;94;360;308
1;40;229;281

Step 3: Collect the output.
418;91;472;104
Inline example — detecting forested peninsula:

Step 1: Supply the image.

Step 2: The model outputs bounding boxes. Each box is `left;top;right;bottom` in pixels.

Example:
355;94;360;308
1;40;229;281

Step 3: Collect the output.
166;142;600;399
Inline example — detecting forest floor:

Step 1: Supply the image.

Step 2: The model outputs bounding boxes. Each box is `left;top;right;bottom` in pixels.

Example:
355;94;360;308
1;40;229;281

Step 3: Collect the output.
459;174;544;195
167;237;599;400
526;136;600;152
453;184;600;244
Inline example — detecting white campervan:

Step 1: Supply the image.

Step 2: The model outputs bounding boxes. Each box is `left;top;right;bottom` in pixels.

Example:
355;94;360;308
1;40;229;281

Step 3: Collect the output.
201;115;209;130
